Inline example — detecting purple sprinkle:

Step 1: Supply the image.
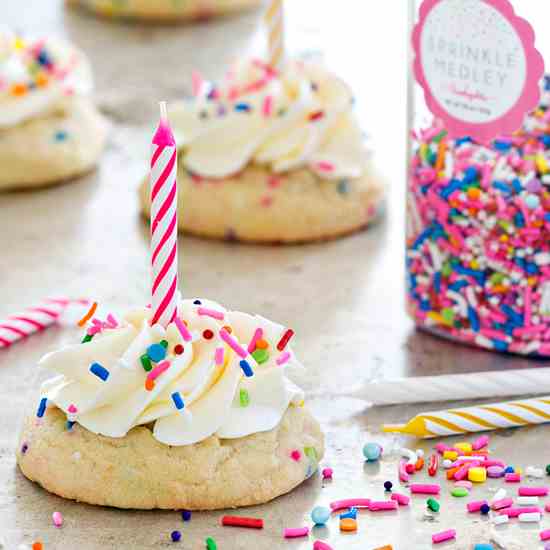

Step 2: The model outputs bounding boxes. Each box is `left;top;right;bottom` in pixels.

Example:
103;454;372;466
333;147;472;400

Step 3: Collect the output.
21;442;28;454
526;178;542;193
487;466;505;478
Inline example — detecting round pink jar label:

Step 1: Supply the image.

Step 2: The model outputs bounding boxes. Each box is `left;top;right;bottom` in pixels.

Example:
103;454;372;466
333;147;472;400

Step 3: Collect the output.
412;0;545;143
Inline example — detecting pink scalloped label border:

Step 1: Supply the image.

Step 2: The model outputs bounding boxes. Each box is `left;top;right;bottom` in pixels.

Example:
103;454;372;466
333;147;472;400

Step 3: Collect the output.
412;0;545;143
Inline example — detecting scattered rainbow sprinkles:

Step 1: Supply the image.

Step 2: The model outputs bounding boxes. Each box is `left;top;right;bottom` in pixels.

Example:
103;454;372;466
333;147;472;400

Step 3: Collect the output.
407;76;550;356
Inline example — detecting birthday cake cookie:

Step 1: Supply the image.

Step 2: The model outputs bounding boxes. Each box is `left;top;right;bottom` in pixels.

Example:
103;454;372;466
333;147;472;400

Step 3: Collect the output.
17;298;324;509
139;60;385;243
407;76;550;356
66;0;262;22
0;30;107;191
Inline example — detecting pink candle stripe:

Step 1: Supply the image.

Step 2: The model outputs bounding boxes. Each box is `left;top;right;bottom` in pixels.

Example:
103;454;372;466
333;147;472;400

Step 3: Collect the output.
219;329;247;358
215;347;225;366
262;95;273;117
276;351;291;365
174;317;193;342
283;527;309;538
150;105;178;328
197;307;224;321
247;328;263;353
330;499;370;511
0;297;82;350
147;360;171;381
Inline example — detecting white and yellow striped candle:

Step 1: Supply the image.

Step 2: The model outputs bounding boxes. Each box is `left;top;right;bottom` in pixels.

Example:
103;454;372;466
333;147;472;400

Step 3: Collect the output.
383;396;550;439
265;0;285;71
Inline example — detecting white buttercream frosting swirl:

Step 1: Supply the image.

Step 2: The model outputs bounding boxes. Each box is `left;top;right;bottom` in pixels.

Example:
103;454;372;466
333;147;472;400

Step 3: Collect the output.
39;298;304;446
0;29;93;128
170;59;368;180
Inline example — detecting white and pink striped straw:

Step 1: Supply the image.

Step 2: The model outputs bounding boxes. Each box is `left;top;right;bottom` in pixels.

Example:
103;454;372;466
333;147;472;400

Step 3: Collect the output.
150;101;178;327
0;297;85;349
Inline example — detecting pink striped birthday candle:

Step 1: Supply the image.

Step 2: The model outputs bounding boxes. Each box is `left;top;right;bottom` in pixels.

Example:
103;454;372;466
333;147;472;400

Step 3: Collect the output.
0;297;82;349
150;102;178;327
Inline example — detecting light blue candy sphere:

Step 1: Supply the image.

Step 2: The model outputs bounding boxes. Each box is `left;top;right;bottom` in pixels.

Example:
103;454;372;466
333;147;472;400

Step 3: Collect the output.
525;194;540;210
311;506;331;525
363;442;381;461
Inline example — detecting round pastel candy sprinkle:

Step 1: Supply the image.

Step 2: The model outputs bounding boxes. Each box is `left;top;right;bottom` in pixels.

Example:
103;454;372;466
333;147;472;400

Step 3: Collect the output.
525;194;540;209
384;481;393;492
487;466;505;478
160;339;168;348
147;343;166;362
311;506;331;525
181;510;192;521
480;504;491;515
363;442;382;461
427;498;440;512
171;530;181;542
451;487;469;498
251;348;269;364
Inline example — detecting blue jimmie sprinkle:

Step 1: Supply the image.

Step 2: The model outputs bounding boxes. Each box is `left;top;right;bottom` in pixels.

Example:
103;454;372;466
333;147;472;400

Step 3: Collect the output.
491;339;508;352
171;392;185;411
90;362;110;381
234;102;251;113
339;507;357;520
467;306;480;332
239;359;254;377
54;130;68;142
36;397;47;418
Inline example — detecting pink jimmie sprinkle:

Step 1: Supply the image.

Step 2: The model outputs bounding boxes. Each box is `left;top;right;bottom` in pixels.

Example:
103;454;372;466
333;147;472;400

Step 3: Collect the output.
410;484;440;495
391;493;410;506
267;175;282;188
197;307;224;320
174;317;193;342
472;435;490;450
432;529;456;544
369;500;398;512
518;487;548;497
262;95;273;117
322;468;333;480
467;500;488;513
276;351;291;366
147;360;171;381
52;511;63;527
290;450;301;462
219;329;247;358
283;527;309;539
315;161;335;173
215;347;225;366
67;404;78;414
313;541;333;550
247;328;263;353
330;498;370;511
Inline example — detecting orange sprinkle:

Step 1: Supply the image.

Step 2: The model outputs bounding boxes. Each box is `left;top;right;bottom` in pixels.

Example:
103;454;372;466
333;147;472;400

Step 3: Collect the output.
373;546;393;550
255;339;269;349
415;457;424;471
77;301;98;327
145;379;155;391
10;83;27;96
222;325;232;334
340;518;357;532
32;543;43;550
36;73;49;87
447;466;460;480
434;140;447;172
492;285;508;294
467;187;481;200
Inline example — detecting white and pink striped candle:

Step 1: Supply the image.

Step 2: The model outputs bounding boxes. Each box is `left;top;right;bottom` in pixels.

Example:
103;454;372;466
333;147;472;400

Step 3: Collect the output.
0;297;81;349
150;102;178;327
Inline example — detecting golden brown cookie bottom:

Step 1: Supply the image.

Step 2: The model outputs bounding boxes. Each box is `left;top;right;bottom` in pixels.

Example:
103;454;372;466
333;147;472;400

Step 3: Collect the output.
17;405;324;510
140;161;385;244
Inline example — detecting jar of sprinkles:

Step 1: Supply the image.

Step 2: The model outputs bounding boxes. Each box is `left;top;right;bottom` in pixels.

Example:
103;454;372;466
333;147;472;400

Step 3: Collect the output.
407;0;550;355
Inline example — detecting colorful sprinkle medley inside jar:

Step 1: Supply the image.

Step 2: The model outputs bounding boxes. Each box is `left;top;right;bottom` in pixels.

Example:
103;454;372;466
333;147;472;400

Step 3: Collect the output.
407;77;550;355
